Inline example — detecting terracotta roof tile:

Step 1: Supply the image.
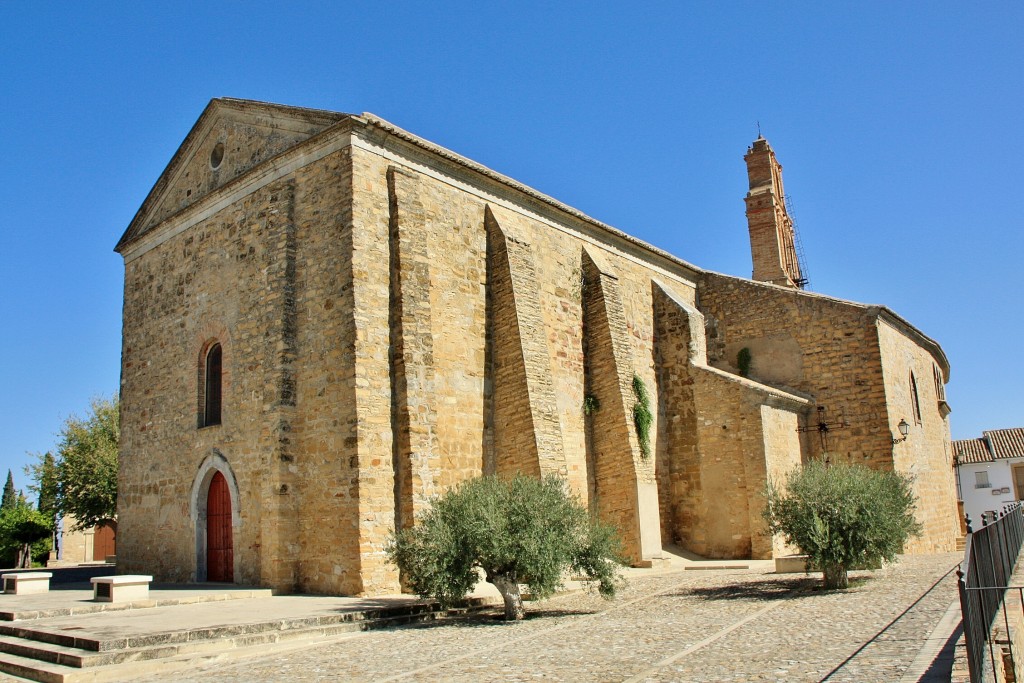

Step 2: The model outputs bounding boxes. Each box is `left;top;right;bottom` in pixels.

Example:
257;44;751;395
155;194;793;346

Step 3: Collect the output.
953;438;992;464
984;428;1024;460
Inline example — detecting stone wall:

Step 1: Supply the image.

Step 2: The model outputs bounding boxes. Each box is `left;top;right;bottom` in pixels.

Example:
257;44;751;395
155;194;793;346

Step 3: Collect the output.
117;102;957;596
877;319;959;553
652;283;808;558
698;271;957;552
700;273;893;466
348;139;697;568
119;149;359;590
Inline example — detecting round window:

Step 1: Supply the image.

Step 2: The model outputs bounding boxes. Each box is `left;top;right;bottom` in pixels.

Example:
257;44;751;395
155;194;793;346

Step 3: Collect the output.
210;142;225;170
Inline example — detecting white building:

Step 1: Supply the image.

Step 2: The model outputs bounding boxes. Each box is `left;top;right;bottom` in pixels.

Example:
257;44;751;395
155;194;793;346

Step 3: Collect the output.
953;428;1024;528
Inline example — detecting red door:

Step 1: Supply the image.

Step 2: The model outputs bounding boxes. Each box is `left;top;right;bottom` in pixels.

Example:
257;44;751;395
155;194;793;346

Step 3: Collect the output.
206;472;234;582
93;522;116;561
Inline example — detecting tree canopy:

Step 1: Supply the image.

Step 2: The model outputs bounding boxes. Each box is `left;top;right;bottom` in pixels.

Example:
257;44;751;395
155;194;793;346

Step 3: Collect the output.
0;498;53;568
54;396;119;530
25;453;59;520
387;474;624;620
764;461;922;589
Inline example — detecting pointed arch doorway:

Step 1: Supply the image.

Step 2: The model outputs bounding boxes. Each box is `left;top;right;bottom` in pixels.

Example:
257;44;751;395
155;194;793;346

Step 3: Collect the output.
206;471;234;582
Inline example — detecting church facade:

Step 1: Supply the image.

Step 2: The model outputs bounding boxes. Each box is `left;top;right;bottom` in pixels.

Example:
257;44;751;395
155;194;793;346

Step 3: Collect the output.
114;99;959;595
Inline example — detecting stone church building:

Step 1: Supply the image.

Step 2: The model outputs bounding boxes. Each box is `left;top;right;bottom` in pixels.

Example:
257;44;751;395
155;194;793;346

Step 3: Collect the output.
114;98;958;594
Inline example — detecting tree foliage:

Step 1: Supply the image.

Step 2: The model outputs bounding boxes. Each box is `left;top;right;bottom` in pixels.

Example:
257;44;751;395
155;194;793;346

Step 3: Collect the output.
764;461;922;589
0;498;53;568
25;453;59;519
1;471;15;511
387;474;624;620
54;396;119;530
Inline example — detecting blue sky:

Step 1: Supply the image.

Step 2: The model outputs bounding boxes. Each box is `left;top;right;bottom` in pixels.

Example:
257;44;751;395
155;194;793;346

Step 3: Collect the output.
1;2;1021;493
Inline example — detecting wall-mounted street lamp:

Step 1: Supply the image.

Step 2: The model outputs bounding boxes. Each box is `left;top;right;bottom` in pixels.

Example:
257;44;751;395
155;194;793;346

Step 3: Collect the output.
891;418;910;445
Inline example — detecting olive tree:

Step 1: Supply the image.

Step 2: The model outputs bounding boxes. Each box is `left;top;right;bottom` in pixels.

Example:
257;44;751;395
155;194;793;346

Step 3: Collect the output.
387;474;624;620
764;461;921;589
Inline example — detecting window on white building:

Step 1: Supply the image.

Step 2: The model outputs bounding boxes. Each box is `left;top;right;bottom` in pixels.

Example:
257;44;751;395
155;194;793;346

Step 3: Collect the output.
975;471;991;489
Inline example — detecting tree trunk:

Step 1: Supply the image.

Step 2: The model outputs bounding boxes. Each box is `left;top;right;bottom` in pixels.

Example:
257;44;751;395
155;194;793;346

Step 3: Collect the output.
490;574;526;621
823;564;849;589
17;543;31;569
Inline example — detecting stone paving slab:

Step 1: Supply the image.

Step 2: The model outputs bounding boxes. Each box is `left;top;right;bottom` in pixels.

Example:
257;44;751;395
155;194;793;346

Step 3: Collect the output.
106;552;962;683
0;586;274;621
0;593;439;647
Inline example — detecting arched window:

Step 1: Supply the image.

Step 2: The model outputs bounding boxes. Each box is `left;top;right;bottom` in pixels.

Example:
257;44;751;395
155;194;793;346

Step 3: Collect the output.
933;365;946;402
202;343;223;427
910;371;922;425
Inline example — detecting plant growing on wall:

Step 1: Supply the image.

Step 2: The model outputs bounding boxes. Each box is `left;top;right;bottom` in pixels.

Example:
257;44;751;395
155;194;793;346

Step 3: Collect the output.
387;474;624;620
737;347;752;378
632;375;653;460
582;394;601;415
763;461;921;589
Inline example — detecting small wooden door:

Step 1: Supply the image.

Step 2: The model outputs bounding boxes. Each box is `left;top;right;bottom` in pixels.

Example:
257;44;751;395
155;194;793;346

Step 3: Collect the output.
92;522;116;561
206;472;234;582
1013;465;1024;501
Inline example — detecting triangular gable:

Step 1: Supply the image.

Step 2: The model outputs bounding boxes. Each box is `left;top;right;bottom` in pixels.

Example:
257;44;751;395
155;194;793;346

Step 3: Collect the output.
115;98;347;253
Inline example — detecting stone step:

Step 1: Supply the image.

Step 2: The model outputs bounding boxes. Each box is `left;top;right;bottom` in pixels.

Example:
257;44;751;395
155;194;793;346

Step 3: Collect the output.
0;600;493;682
0;598;463;652
0;650;69;683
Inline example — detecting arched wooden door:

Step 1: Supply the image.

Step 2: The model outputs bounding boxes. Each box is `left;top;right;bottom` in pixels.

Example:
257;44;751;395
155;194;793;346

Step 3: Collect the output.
206;471;234;582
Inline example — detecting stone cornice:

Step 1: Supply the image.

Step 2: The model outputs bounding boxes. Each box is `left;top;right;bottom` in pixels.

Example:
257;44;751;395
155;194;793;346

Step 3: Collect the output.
355;113;703;284
699;364;813;411
874;308;951;381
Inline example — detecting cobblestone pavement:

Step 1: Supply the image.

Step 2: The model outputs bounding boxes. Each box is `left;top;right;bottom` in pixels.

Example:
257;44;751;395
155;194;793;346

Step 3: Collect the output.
132;553;961;683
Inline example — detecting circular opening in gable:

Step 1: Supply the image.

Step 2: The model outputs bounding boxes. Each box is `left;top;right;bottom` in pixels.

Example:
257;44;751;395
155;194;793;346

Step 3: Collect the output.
210;143;225;170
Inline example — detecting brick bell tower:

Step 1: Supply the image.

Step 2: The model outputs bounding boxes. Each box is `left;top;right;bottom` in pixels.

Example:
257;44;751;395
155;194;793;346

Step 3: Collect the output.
743;136;805;288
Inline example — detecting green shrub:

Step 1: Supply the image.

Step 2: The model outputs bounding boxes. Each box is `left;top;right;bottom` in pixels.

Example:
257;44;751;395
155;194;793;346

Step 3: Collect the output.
387;474;624;620
763;461;921;589
737;347;752;377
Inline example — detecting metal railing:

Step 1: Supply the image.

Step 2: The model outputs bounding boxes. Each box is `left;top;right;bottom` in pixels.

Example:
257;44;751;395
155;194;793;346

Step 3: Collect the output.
958;502;1024;682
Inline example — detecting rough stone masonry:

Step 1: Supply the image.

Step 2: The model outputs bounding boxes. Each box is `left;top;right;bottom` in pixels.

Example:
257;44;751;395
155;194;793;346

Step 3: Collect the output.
114;99;959;595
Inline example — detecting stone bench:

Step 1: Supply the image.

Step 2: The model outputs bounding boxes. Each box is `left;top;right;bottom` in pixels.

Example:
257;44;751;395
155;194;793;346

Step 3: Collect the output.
774;555;809;574
2;572;53;595
90;575;153;602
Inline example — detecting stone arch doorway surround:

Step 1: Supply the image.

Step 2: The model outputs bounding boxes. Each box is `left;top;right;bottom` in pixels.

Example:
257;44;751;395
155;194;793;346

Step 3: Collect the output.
189;451;241;582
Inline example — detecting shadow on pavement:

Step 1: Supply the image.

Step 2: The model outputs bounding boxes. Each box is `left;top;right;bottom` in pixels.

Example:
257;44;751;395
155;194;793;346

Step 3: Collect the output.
672;577;821;601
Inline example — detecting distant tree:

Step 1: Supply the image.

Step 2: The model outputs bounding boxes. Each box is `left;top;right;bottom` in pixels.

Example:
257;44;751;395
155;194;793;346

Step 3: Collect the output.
387;474;624;621
54;396;119;530
25;453;59;518
25;452;60;556
1;471;15;511
0;498;53;568
764;461;922;589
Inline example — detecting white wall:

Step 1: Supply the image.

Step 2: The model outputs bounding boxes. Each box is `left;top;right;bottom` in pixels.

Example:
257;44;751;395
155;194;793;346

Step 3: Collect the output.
957;459;1024;528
